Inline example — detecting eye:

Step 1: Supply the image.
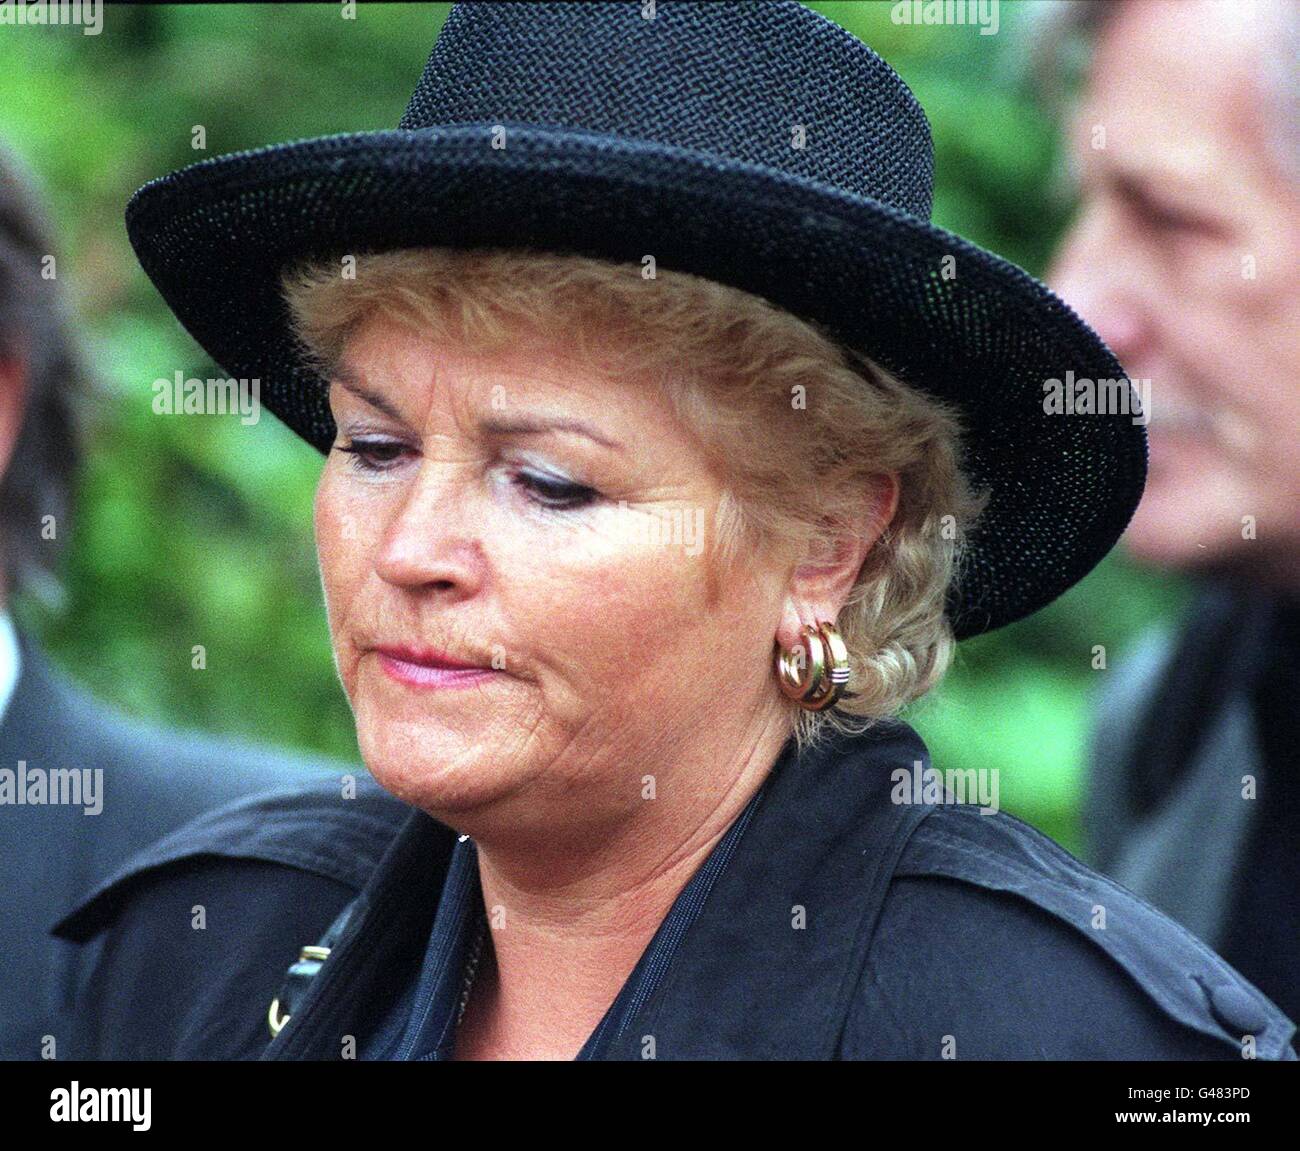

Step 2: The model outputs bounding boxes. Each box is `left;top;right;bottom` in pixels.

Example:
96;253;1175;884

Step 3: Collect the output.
513;469;598;511
1123;185;1227;242
334;437;414;472
1146;202;1199;234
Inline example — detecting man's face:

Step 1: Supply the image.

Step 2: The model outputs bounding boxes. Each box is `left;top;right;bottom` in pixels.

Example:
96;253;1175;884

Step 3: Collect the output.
1048;0;1300;582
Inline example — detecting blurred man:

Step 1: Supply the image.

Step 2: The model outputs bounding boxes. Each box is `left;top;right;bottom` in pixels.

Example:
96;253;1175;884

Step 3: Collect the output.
1041;0;1300;1021
0;145;347;1059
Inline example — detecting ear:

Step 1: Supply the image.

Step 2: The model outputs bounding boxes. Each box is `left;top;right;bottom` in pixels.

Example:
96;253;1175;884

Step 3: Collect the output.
775;472;899;651
0;353;29;480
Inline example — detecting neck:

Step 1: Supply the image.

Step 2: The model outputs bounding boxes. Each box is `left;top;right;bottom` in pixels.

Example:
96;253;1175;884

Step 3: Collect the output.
455;705;794;1060
1198;547;1300;601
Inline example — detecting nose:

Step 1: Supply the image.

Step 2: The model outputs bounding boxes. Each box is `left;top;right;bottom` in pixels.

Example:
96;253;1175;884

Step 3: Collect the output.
373;459;487;598
1047;201;1149;372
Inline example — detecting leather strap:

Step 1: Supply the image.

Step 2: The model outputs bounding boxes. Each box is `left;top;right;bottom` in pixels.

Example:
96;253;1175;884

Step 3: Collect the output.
267;898;358;1039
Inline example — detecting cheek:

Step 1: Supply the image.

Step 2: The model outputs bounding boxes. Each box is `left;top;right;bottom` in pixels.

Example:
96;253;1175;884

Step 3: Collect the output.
501;515;717;706
314;468;376;690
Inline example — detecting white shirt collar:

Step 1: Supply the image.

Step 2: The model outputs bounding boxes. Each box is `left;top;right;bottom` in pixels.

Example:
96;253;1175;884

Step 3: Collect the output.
0;612;23;726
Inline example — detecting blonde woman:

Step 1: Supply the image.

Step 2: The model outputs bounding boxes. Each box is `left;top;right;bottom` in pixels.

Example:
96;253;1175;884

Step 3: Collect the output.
56;2;1295;1061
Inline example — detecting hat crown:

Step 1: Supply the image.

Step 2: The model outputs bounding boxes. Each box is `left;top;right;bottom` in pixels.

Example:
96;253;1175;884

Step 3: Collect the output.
399;0;934;219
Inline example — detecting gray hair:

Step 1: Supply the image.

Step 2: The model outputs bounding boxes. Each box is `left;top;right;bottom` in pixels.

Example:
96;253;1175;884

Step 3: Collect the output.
0;144;86;604
1025;0;1300;183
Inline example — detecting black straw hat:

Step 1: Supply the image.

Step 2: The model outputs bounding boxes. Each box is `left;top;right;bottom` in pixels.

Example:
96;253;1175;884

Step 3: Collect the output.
124;0;1145;639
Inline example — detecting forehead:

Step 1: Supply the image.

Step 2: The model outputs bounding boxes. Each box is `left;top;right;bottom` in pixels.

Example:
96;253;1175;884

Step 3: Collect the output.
333;311;696;443
1077;0;1277;177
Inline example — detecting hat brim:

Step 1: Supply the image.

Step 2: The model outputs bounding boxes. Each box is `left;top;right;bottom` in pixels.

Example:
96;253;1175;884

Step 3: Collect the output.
125;122;1146;639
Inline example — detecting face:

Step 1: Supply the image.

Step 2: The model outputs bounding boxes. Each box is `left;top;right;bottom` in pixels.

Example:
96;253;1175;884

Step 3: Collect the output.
1047;0;1300;581
314;314;793;841
0;353;28;606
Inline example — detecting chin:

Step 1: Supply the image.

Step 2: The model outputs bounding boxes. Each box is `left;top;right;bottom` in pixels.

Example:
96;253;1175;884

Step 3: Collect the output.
1125;468;1259;572
357;717;503;815
1124;515;1241;572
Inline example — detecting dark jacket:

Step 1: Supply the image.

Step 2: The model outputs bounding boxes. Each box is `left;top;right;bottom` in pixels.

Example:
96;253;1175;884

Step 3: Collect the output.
54;719;1296;1060
0;632;347;1060
1086;584;1300;1024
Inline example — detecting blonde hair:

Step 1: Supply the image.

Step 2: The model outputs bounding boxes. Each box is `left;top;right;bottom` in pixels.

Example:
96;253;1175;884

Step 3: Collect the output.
280;248;985;753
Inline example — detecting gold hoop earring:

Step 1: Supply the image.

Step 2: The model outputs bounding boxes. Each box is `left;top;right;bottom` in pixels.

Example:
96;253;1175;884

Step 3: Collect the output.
804;619;850;711
776;623;828;704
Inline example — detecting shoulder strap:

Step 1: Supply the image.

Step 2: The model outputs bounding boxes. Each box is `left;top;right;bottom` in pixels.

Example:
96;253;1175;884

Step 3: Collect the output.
895;804;1297;1059
267;897;360;1039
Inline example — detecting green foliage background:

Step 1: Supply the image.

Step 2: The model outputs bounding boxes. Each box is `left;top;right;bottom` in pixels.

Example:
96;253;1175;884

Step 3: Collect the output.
0;2;1183;854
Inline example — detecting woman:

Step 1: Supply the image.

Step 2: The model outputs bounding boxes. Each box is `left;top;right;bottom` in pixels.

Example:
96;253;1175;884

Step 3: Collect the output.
55;1;1295;1060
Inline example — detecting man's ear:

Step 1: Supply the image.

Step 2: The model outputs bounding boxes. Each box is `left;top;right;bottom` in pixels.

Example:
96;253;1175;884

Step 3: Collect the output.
0;353;30;479
775;472;899;650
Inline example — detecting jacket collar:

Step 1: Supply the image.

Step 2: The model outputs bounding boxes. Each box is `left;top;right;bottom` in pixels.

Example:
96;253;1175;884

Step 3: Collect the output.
602;719;933;1059
264;719;934;1060
1;628;70;758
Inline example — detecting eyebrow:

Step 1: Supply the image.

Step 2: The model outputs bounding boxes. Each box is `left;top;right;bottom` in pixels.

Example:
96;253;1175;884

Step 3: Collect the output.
331;366;624;452
331;366;407;423
478;414;624;453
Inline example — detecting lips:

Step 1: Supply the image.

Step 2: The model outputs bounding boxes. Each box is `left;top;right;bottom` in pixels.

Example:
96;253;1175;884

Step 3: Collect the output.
374;644;488;671
372;644;499;690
